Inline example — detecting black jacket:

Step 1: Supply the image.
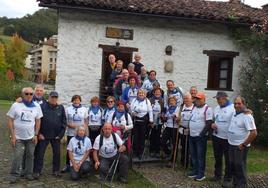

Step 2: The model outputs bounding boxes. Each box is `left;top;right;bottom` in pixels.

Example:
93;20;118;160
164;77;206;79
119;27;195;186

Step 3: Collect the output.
40;102;67;139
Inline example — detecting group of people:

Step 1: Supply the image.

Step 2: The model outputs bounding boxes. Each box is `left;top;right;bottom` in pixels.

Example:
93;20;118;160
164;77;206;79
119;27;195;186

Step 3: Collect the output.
6;53;257;188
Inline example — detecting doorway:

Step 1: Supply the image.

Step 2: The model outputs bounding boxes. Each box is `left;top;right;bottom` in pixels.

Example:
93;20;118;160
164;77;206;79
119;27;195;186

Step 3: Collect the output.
98;44;138;105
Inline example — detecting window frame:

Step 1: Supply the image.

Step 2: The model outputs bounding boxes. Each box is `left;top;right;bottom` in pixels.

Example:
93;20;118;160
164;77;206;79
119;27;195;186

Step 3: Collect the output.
203;50;239;91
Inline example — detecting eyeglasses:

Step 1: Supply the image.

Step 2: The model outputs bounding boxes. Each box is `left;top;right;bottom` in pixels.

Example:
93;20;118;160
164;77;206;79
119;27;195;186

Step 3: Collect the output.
107;101;114;103
234;102;242;105
51;96;58;98
24;93;33;96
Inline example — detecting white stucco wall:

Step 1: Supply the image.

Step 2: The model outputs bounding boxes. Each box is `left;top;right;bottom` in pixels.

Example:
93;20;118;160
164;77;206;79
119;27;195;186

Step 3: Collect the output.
56;9;248;107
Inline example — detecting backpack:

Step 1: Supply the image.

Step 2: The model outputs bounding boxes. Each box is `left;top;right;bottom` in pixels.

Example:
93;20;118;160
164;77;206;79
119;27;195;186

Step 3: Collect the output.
99;132;118;149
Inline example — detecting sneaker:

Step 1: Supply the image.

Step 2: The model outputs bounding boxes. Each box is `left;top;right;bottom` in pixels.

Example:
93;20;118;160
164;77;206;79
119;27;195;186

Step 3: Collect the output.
210;176;221;182
26;175;35;181
33;173;40;180
187;171;197;178
222;180;233;188
52;171;62;177
61;165;70;173
118;177;128;184
9;176;17;184
195;175;206;181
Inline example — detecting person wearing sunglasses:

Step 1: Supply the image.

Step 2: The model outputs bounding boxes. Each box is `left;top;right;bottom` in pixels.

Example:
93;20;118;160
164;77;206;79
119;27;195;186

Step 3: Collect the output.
33;91;67;178
62;95;89;173
7;87;43;184
67;126;92;180
227;96;257;188
102;96;116;124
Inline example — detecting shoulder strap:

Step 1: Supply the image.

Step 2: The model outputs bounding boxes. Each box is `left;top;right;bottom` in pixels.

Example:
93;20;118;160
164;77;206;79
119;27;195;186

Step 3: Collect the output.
111;111;116;122
125;112;129;126
111;132;118;148
204;105;209;120
99;134;103;149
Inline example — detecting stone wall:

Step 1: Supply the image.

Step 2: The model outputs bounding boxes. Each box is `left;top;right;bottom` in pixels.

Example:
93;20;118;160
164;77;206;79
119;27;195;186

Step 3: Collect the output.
56;10;248;106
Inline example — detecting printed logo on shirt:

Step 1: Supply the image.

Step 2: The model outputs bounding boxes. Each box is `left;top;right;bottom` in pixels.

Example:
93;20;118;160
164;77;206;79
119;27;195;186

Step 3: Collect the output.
20;110;33;122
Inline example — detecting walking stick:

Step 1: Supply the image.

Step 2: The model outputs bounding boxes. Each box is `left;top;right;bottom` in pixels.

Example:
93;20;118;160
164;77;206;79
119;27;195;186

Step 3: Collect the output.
184;133;189;169
110;153;121;184
172;117;180;170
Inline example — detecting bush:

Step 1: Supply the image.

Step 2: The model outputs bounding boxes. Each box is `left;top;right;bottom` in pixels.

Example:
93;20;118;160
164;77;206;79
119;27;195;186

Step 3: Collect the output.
0;80;34;101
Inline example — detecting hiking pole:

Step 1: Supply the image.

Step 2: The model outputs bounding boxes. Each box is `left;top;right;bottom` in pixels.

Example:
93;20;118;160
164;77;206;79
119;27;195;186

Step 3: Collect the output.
141;125;152;161
184;134;189;170
104;156;117;182
172;117;180;170
110;153;121;185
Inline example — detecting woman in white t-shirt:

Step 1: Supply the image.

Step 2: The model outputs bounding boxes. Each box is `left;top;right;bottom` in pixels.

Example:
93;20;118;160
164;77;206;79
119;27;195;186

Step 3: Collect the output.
161;96;180;167
102;96;116;124
67;126;92;180
62;95;88;173
130;89;153;159
88;96;103;144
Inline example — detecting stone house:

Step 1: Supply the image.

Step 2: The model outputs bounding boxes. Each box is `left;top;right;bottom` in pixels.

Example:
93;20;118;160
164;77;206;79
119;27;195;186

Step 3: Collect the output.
38;0;266;105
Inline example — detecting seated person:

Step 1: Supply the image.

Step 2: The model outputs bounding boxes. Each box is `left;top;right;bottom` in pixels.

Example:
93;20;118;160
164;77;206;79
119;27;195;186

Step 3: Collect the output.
93;123;129;183
67;126;92;180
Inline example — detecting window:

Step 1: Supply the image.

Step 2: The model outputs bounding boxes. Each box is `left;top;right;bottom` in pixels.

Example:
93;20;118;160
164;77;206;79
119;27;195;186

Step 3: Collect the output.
203;50;239;91
50;58;53;62
49;64;53;69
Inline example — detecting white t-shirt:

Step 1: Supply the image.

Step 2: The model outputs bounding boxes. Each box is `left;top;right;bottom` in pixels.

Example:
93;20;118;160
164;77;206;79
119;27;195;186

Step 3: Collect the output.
107;112;133;130
67;136;92;165
66;105;88;136
93;133;123;158
88;107;102;126
102;108;116;124
189;104;213;137
164;87;184;108
152;100;162;125
228;113;256;146
130;98;153;122
126;87;138;104
165;106;180;128
7;102;43;140
179;104;194;134
213;104;235;139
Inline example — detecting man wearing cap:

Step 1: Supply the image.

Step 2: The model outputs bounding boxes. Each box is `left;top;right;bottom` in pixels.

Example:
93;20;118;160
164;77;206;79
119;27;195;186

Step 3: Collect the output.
211;91;235;187
227;96;257;188
33;91;67;178
188;92;213;181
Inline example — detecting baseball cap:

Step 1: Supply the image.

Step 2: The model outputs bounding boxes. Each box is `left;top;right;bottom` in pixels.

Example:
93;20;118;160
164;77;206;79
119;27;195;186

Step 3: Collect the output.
194;92;206;99
213;91;228;98
49;91;58;97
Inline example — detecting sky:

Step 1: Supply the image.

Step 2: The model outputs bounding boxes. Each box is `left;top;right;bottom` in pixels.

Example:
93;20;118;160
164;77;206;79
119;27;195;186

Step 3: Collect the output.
0;0;268;18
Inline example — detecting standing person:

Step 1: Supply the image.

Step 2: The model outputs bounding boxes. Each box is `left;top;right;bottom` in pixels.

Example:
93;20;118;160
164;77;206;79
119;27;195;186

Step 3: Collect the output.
142;70;160;94
161;96;180;167
146;81;164;99
164;80;183;108
93;123;129;183
108;101;133;137
179;93;194;168
106;54;117;95
88;97;103;144
227;96;257;188
114;69;129;100
127;63;140;86
122;76;139;109
190;86;198;104
108;60;123;95
188;92;213;181
102;96;116;124
130;89;153;159
139;66;148;85
149;88;164;158
132;53;144;75
62;95;88;173
7;87;43;183
211;91;234;186
67;126;92;180
33;91;67;178
33;84;47;105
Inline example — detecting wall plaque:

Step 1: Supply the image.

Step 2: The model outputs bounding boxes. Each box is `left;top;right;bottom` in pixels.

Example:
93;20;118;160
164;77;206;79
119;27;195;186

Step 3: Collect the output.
106;27;133;40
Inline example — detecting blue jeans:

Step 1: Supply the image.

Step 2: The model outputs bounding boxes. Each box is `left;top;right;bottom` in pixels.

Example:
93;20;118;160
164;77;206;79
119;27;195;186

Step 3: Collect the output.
189;135;208;177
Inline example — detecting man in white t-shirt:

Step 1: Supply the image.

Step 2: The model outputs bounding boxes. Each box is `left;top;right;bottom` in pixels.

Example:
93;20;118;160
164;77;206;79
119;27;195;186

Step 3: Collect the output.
211;91;235;186
67;126;92;180
93;123;129;183
7;87;43;184
188;92;213;181
227;96;257;188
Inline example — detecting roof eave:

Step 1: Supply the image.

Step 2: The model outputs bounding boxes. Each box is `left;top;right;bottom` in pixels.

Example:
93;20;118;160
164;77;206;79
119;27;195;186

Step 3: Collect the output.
39;2;254;27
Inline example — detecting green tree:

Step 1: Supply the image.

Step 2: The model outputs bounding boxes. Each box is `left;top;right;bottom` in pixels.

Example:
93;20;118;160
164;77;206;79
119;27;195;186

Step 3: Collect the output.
0;44;7;81
5;34;27;81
